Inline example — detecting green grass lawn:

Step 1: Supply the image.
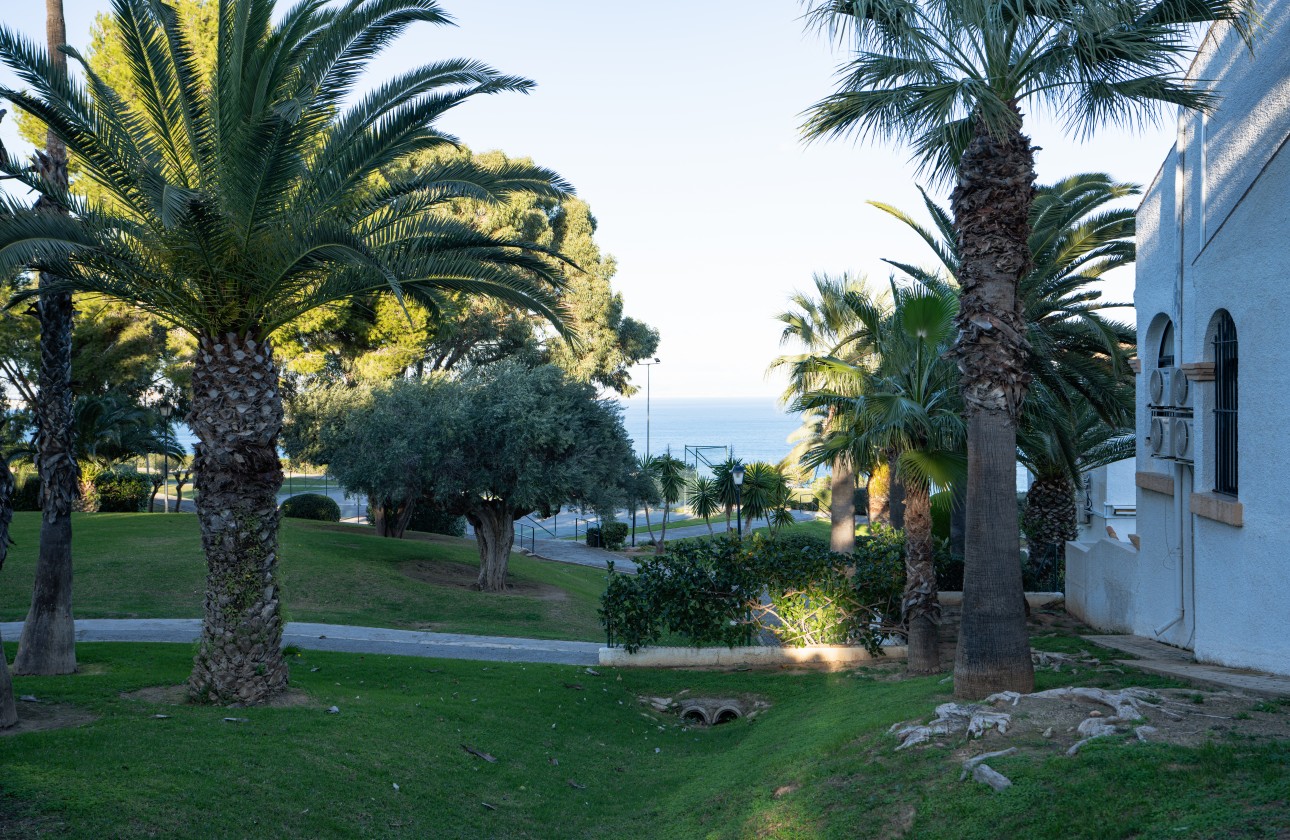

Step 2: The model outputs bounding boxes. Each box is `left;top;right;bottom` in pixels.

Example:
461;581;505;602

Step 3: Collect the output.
0;513;608;641
2;639;1287;838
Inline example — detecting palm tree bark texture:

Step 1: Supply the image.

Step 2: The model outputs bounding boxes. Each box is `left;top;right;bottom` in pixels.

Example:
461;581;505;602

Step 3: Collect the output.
186;335;288;704
829;452;856;555
950;112;1036;697
902;479;940;674
16;0;77;677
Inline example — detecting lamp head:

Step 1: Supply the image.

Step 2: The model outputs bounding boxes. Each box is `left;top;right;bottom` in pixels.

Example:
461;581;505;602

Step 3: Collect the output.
732;464;745;486
158;403;173;419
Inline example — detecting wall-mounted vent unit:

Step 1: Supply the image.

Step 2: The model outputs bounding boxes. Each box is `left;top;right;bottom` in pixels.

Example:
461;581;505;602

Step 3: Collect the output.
1148;367;1180;407
1171;368;1191;407
1172;418;1193;462
1148;417;1172;458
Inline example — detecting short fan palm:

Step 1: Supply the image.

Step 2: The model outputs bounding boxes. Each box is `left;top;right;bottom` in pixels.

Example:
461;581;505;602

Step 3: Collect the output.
0;0;575;704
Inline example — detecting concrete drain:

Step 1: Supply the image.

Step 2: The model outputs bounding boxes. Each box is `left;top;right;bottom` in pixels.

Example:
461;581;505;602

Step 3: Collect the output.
640;694;771;726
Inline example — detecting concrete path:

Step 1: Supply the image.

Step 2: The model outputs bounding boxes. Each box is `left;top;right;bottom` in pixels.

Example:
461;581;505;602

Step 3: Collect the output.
0;619;601;666
527;539;637;573
1085;634;1290;698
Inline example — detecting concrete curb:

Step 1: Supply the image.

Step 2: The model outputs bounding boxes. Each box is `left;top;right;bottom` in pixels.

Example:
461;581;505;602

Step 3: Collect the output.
938;592;1064;609
598;644;907;669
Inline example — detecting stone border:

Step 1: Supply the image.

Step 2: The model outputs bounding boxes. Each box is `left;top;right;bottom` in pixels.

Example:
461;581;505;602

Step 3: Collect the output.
599;644;907;668
1190;492;1243;526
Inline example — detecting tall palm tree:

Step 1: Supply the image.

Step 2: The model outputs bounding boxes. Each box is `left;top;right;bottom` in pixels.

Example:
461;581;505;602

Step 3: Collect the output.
0;0;574;705
772;273;883;553
14;0;78;678
809;284;964;674
802;0;1249;696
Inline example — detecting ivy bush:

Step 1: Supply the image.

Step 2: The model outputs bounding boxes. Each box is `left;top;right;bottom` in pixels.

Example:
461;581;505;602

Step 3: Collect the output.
280;493;341;522
600;521;629;550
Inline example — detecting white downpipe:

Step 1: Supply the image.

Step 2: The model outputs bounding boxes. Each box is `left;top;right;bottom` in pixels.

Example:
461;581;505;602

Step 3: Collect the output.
1156;109;1191;640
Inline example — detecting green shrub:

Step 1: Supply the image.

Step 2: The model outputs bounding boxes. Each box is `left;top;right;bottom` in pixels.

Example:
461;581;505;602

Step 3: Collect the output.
407;504;465;537
13;470;40;511
599;531;907;654
94;467;149;512
600;521;629;550
766;527;829;553
280;493;341;522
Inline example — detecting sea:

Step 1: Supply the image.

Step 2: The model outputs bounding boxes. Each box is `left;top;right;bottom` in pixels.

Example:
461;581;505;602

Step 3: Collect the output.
615;397;803;472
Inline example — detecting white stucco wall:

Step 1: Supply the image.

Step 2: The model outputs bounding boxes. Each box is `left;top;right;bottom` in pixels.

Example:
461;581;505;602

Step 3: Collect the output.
1067;4;1290;676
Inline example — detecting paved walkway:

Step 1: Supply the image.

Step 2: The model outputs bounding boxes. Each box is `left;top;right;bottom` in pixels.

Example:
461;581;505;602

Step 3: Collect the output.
1085;634;1290;698
527;540;637;573
0;619;601;666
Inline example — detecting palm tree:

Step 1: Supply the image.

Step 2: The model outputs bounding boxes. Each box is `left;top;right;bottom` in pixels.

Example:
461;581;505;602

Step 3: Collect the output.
802;0;1249;696
13;0;77;678
772;273;884;552
873;173;1138;424
712;457;740;533
0;0;574;705
737;462;791;532
1018;393;1134;586
809;284;965;674
687;475;721;536
650;453;687;553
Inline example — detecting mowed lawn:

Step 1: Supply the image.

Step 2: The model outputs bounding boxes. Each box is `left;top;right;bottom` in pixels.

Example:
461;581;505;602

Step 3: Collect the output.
0;513;608;641
2;640;1288;839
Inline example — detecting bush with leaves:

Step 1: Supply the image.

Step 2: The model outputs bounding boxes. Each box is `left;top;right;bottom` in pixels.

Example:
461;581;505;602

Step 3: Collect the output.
93;467;149;512
600;531;912;653
12;469;39;512
280;494;342;522
599;521;629;550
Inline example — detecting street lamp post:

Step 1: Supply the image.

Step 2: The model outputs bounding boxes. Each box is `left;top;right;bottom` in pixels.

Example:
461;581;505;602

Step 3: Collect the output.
733;463;745;540
639;357;661;459
158;402;173;513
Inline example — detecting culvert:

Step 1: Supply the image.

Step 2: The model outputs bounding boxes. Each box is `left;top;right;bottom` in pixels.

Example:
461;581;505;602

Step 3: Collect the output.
714;707;741;725
681;708;710;726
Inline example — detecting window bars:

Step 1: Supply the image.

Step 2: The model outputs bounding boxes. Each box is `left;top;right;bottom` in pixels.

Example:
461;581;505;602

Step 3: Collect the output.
1213;312;1238;496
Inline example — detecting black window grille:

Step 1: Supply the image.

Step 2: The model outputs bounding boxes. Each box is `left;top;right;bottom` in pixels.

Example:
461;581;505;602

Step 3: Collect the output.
1213;311;1238;495
1158;321;1175;368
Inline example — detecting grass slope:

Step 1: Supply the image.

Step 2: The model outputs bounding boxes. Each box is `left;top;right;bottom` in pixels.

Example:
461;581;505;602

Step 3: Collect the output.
2;641;1287;838
0;513;607;641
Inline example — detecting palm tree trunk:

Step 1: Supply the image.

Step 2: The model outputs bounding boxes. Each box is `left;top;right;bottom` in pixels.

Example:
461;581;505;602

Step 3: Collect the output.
470;501;514;591
830;454;855;554
655;509;668;555
186;334;288;705
0;457;18;727
903;480;941;674
15;0;77;678
643;505;656;541
951;115;1036;699
1023;474;1076;589
867;462;890;527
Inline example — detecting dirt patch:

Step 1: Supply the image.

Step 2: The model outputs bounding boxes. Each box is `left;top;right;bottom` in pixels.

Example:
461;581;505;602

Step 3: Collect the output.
401;560;568;600
120;685;313;708
0;701;96;737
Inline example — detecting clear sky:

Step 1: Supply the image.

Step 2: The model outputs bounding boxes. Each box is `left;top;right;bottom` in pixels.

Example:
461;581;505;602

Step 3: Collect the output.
0;0;1179;399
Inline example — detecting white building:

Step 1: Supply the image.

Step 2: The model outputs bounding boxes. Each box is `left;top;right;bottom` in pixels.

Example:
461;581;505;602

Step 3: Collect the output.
1066;4;1290;677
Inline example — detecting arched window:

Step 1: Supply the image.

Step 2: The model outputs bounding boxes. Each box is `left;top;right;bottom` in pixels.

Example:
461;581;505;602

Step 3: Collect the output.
1157;321;1175;368
1212;311;1237;495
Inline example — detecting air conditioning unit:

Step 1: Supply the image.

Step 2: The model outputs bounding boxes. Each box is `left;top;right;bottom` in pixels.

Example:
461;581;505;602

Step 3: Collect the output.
1172;418;1193;461
1148;417;1172;458
1171;369;1191;407
1148;367;1180;408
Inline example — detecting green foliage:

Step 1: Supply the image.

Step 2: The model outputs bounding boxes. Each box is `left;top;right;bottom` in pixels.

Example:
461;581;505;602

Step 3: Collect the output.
12;468;39;512
406;504;465;538
92;466;149;513
598;526;629;552
600;531;909;653
0;0;574;343
287;363;635;536
280;494;341;523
